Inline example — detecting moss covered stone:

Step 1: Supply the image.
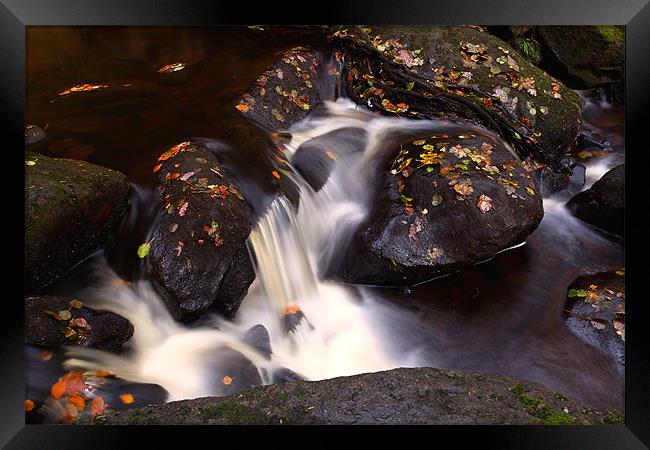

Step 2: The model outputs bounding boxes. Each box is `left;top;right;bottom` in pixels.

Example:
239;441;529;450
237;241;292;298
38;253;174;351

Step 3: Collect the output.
26;152;129;291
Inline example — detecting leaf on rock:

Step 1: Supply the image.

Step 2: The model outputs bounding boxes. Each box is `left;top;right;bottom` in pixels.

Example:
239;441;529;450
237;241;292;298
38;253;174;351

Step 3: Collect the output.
477;194;493;213
223;376;233;385
119;393;135;404
25;399;35;412
589;318;607;330
69;299;83;309
90;396;107;416
235;104;250;112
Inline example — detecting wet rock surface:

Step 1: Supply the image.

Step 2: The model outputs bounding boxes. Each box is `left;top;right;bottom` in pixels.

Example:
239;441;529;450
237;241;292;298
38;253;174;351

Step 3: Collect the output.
331;25;582;170
26;152;129;292
536;26;624;89
25;296;134;352
82;367;623;425
340;133;543;285
147;142;255;321
566;164;624;236
563;271;625;369
236;47;324;130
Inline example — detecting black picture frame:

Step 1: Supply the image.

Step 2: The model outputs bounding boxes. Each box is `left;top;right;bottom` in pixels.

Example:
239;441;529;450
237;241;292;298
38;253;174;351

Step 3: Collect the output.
2;0;648;447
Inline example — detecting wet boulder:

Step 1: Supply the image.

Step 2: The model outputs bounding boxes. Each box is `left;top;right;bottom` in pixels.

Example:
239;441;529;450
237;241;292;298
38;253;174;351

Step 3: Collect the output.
235;46;323;130
25;296;133;352
339;132;543;285
26;152;129;292
566;164;624;236
83;367;623;425
207;346;263;396
147;142;255;321
331;25;582;170
563;271;625;369
536;26;624;89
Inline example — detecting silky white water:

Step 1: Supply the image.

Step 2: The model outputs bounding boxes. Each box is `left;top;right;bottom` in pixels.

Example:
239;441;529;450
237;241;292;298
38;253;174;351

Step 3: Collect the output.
62;99;471;400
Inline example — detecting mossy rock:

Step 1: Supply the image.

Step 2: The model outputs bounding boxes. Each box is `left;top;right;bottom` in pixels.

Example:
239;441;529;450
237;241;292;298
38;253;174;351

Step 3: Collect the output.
25;152;129;291
84;367;623;425
331;25;582;170
536;26;624;88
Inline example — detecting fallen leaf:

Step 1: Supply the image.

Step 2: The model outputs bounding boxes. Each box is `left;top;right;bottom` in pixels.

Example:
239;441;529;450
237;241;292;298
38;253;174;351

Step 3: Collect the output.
431;194;443;206
223;376;233;386
58;310;72;321
153;164;162;173
325;150;336;160
137;239;154;259
90;396;107;416
589;319;607;330
235;104;249;112
25;160;37;166
67;395;85;410
119;393;135;404
272;171;281;180
69;299;83;309
25;399;35;412
58;83;108;96
178;202;189;217
158;62;187;74
51;379;67;399
70;318;89;329
477;194;493;213
38;351;53;361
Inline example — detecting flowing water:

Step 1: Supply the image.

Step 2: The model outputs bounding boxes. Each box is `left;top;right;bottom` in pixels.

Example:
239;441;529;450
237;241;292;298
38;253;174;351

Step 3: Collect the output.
26;28;625;420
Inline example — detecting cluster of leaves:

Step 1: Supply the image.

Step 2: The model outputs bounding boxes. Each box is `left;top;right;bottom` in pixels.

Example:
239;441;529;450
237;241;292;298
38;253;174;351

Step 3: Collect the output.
43;299;90;343
236;47;318;122
25;369;124;423
368;33;424;69
567;270;625;340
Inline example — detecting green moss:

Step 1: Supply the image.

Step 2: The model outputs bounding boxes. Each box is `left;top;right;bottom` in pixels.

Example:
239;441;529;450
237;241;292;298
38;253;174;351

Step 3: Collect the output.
554;392;571;403
201;401;271;424
596;26;624;43
603;410;625;424
513;386;576;425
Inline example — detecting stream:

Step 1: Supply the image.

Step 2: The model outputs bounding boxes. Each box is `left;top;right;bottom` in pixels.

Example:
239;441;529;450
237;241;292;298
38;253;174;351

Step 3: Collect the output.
26;27;624;421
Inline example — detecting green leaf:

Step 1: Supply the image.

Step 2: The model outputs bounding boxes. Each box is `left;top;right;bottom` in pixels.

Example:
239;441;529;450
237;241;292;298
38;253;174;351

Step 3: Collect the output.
406;82;415;91
576;290;587;298
400;194;413;203
137;238;155;259
568;289;577;298
426;167;434;172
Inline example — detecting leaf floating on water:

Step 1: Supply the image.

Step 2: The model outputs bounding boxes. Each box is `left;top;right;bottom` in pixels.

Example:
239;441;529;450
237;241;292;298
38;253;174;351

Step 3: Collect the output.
57;83;108;97
158;62;187;74
222;376;233;385
477;194;493;213
119;393;135;404
235;104;249;112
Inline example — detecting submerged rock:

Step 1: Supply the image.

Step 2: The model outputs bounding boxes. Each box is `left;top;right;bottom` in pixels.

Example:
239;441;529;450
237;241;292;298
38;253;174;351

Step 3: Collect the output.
536;26;624;89
331;25;582;170
339;133;543;285
563;271;625;369
147;142;255;321
81;367;623;425
25;296;133;352
25;152;129;292
235;46;323;130
566;164;624;236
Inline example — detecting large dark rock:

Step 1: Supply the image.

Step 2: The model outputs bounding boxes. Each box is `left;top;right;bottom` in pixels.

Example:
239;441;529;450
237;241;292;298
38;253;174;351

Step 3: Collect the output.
536;26;624;89
236;46;323;130
25;296;133;352
563;271;625;369
331;25;582;170
339;133;544;285
81;367;623;425
26;152;129;292
566;164;624;236
147;142;255;321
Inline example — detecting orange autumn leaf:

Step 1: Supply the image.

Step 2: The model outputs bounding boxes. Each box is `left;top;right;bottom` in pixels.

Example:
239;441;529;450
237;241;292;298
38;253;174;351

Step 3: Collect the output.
38;351;53;361
67;395;86;410
119;393;135;404
325;150;336;160
51;379;67;399
25;399;35;412
235;104;250;112
58;83;108;96
223;376;233;385
283;304;301;315
153;164;162;173
272;171;280;180
90;396;107;416
158;141;191;162
95;370;112;378
64;371;85;396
